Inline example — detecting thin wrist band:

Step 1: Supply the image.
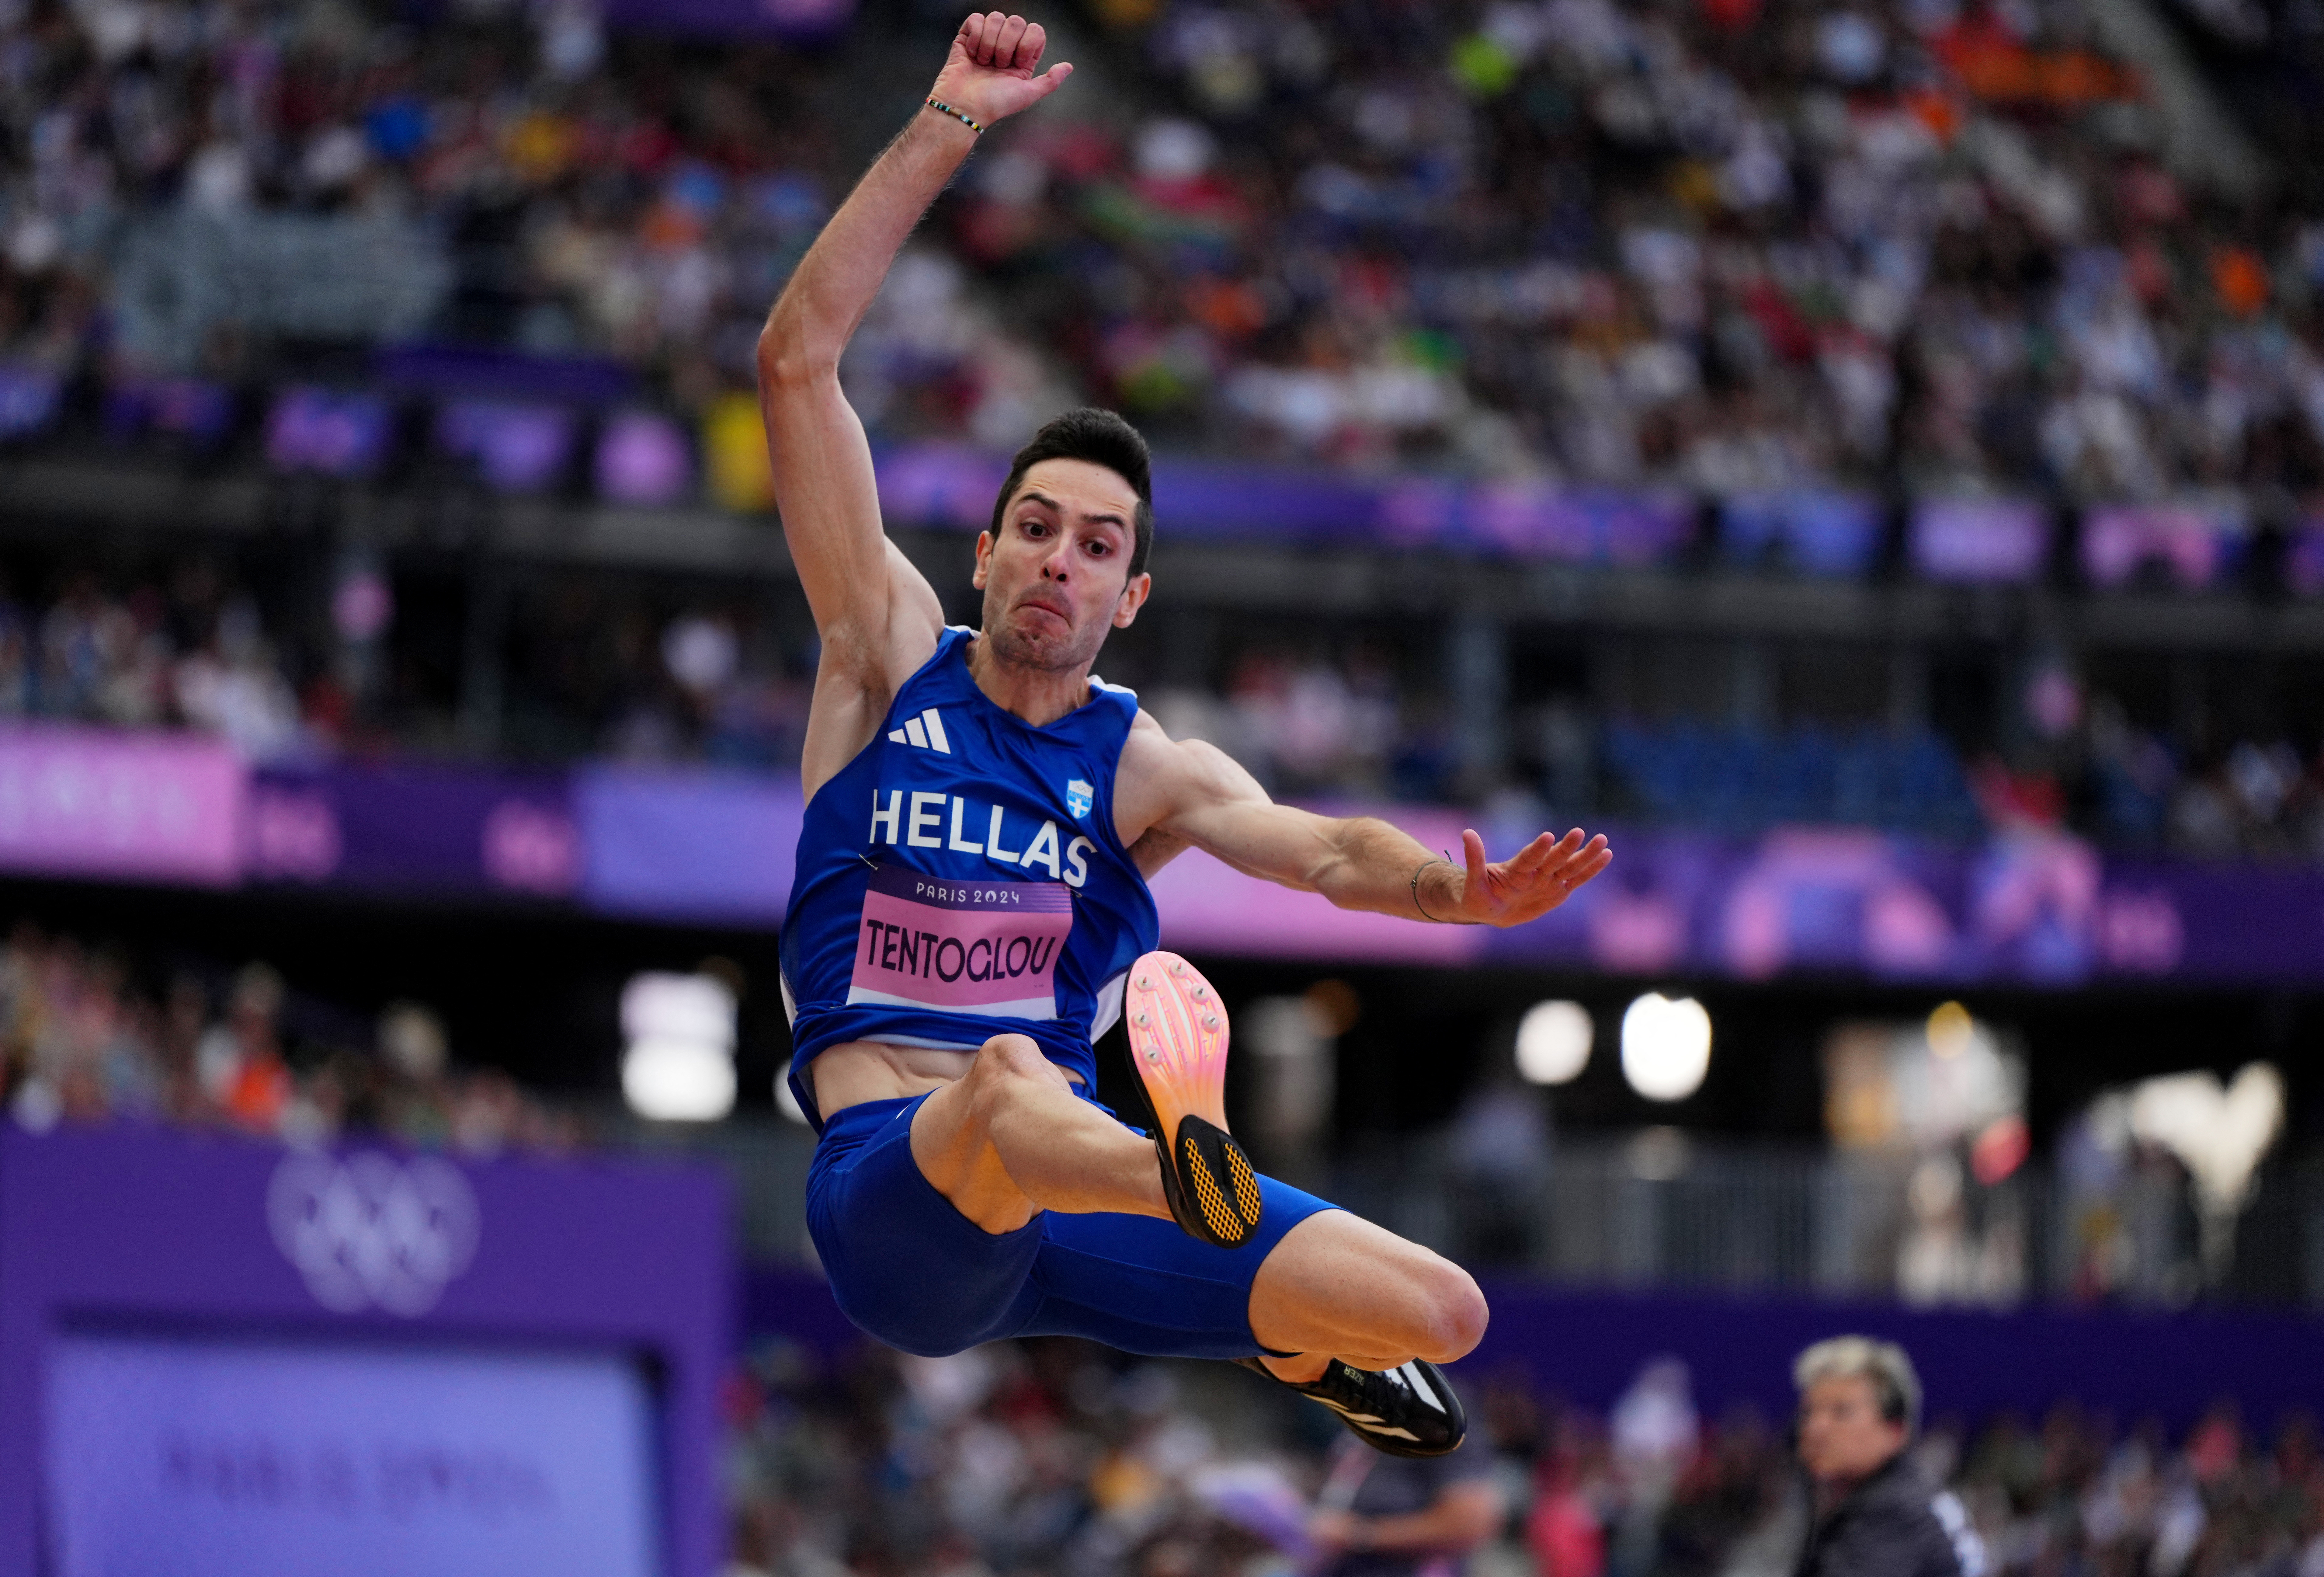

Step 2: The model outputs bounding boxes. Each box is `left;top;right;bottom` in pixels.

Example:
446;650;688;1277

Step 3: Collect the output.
924;95;984;133
1411;852;1456;922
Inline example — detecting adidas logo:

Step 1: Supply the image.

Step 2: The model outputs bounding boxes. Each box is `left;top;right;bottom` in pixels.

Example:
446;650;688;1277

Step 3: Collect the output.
886;708;952;754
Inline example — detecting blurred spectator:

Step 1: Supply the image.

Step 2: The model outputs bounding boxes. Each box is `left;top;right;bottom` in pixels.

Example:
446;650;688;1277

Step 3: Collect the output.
0;563;312;759
1308;1430;1504;1575
1793;1336;1986;1577
0;921;575;1154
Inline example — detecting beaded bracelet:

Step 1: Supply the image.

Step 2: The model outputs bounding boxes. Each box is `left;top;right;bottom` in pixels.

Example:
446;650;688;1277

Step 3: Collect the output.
924;96;985;134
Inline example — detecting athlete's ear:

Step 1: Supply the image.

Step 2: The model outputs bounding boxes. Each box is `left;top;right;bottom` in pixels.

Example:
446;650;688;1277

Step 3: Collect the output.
972;530;994;590
1111;571;1151;629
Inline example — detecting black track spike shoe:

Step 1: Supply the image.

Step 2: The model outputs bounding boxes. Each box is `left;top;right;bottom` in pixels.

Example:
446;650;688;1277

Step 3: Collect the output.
1125;952;1263;1251
1235;1356;1468;1458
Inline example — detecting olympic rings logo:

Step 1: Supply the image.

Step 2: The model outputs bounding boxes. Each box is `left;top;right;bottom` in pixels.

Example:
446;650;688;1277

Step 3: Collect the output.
266;1151;481;1317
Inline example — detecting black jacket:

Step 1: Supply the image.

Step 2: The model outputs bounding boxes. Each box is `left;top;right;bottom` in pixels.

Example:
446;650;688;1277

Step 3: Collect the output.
1794;1453;1986;1577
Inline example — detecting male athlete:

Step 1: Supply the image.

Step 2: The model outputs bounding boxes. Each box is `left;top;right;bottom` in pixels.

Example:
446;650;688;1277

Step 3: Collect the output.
761;11;1613;1456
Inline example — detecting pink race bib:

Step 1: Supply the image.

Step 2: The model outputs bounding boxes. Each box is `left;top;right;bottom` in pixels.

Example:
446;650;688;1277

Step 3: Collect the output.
846;866;1074;1020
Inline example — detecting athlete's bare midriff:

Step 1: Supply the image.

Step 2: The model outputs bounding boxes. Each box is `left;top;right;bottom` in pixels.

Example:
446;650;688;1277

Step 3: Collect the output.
809;1037;1083;1119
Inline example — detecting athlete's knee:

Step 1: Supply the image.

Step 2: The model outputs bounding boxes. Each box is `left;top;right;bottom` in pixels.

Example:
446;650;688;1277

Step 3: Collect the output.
965;1034;1066;1114
1402;1254;1489;1363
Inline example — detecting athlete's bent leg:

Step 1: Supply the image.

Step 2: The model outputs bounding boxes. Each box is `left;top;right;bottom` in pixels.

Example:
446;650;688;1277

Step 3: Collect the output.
910;1032;1170;1234
1246;1208;1489;1376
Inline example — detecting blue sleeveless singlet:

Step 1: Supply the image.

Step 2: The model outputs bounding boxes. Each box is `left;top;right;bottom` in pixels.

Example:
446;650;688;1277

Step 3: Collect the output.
779;628;1161;1130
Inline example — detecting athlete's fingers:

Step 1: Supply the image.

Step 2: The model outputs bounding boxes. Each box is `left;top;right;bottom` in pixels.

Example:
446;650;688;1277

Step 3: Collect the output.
1543;834;1609;886
992;12;1029;66
1545;828;1586;866
1504;830;1563;876
1015;20;1046;70
1556;842;1614;893
975;10;1007;63
1460;827;1491;913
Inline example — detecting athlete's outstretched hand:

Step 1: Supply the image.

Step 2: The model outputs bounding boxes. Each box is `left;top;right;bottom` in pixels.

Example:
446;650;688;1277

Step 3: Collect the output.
929;12;1072;127
1443;827;1612;927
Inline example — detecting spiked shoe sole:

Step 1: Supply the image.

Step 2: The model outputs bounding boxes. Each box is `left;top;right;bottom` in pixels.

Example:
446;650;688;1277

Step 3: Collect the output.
1125;951;1263;1250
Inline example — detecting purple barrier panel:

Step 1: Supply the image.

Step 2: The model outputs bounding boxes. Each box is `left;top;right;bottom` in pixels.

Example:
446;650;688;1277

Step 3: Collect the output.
0;1123;729;1576
375;345;636;407
2096;858;2324;983
739;1264;860;1362
1149;458;1456;544
574;764;804;925
870;443;1710;557
2082;500;2246;590
0;362;62;438
1467;484;1694;564
598;409;695;505
603;0;853;38
1476;823;2324;987
1461;1283;2324;1437
874;443;1009;533
248;761;580;899
1721;491;1883;579
1910;498;2049;584
2291;516;2324;596
545;760;2324;985
738;1265;2324;1434
265;387;394;478
0;723;245;886
435;399;578;494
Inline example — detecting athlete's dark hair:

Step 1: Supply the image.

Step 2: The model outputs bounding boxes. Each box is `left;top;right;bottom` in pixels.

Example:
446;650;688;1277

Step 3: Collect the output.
988;408;1155;578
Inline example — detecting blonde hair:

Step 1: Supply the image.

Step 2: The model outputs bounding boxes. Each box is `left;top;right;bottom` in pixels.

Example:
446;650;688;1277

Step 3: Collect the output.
1794;1335;1922;1435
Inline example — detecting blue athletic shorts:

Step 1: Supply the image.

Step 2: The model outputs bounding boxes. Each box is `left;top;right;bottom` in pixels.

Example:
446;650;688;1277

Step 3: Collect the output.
806;1093;1340;1359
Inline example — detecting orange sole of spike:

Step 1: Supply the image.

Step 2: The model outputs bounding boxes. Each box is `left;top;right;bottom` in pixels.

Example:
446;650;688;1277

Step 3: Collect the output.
1123;951;1231;1146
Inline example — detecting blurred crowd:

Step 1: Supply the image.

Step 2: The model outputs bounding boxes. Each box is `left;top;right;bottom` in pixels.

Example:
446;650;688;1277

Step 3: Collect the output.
724;1335;2324;1577
0;0;836;400
0;920;576;1151
0;0;2315;506
12;551;2324;859
934;0;2322;502
0;562;311;757
0;557;815;765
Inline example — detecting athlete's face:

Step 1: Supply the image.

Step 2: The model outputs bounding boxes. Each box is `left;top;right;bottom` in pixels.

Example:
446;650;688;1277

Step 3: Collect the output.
974;458;1150;673
1796;1375;1908;1488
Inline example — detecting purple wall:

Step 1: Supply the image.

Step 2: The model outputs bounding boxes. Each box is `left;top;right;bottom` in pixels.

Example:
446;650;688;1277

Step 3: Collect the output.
0;1124;731;1576
5;722;2324;987
741;1264;2324;1435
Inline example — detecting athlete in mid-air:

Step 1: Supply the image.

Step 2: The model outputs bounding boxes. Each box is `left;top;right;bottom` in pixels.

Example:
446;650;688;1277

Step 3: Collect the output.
763;11;1613;1456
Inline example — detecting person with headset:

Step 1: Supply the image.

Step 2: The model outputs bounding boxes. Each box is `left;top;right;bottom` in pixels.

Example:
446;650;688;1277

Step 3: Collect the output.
1791;1337;1988;1577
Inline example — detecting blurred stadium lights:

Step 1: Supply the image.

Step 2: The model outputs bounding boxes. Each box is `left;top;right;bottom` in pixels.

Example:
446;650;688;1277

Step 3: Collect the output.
1926;999;1975;1059
2126;1064;2285;1216
1823;1011;2024;1152
1514;999;1594;1085
618;972;737;1123
2118;1062;2287;1287
1620;993;1712;1102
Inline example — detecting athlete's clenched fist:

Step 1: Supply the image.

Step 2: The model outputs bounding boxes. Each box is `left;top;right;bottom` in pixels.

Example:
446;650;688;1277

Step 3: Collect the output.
929;12;1073;128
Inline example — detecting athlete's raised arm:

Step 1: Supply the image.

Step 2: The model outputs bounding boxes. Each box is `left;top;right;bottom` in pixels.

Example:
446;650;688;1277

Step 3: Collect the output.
1114;715;1612;925
756;12;1071;795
